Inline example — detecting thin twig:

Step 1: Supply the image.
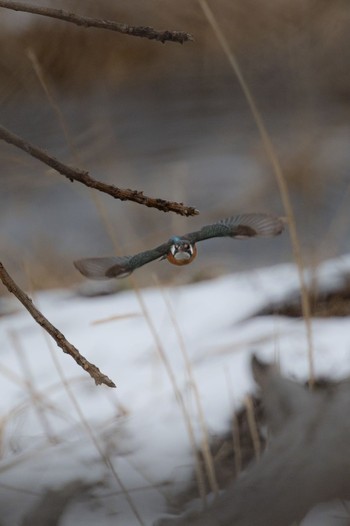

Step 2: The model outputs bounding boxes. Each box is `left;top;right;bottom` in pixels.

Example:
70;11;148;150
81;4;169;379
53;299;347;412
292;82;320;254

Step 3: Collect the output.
0;125;198;217
0;262;116;388
199;0;315;387
0;0;194;44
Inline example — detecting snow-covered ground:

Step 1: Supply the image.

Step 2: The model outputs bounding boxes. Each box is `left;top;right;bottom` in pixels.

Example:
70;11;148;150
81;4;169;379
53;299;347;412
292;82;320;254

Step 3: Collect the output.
1;255;350;525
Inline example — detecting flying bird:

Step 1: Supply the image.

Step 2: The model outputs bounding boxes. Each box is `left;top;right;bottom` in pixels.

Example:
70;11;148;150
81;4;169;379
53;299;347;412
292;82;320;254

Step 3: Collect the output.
74;213;284;280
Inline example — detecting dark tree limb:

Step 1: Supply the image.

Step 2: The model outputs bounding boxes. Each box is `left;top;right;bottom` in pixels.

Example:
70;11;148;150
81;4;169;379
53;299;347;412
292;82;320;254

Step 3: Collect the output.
0;125;198;216
0;262;116;388
0;0;194;44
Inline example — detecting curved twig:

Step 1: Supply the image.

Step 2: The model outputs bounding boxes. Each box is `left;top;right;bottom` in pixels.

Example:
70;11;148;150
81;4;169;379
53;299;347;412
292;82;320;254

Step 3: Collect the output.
0;0;194;44
0;125;198;216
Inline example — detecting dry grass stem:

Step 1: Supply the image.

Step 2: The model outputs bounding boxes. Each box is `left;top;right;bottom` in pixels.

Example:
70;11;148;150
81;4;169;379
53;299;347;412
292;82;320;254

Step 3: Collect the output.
99;481;171;499
9;329;57;444
25;51;133;270
224;370;242;476
244;395;261;460
317;183;350;259
122;455;171;502
0;125;198;217
0;443;54;474
134;284;208;506
26;48;79;162
0;262;116;388
0;361;31;388
0;0;194;44
0;482;40;496
199;329;296;361
198;0;315;387
69;181;193;510
155;277;219;498
91;313;142;325
22;65;146;521
232;411;242;476
43;332;146;526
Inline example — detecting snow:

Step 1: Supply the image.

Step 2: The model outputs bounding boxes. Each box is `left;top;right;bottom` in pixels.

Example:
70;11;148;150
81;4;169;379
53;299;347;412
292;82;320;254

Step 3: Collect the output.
1;256;350;525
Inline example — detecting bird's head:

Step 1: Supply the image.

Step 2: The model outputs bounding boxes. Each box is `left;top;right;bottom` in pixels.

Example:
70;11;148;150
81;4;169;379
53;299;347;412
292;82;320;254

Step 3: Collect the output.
166;237;197;266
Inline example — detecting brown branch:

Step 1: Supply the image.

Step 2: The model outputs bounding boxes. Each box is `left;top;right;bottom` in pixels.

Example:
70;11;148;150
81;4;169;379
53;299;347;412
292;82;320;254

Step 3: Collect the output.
0;262;116;388
0;125;198;216
0;0;194;44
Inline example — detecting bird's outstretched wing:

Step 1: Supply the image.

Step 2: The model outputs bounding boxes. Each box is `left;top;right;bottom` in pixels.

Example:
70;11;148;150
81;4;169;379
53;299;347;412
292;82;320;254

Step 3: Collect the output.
74;241;172;280
74;213;284;280
74;256;134;280
184;213;284;243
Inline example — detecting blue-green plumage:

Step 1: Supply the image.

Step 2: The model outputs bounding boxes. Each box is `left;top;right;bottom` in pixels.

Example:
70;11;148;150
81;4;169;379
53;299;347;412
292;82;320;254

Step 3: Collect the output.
74;213;284;279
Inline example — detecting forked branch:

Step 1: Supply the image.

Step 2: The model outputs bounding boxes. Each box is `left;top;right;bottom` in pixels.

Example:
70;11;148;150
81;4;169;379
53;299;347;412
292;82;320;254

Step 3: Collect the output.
0;262;116;388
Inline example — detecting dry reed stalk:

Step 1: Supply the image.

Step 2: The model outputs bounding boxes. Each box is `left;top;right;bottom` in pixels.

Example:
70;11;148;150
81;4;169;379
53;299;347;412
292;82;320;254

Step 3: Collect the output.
133;284;208;506
98;481;171;499
8;329;57;444
91;313;142;325
0;362;31;388
0;443;54;474
224;370;242;476
232;411;242;476
0;482;40;496
26;49;77;161
317;183;350;260
2;245;144;521
122;455;172;503
244;395;261;460
42;331;146;526
201;328;296;361
198;0;315;387
28;49;206;506
83;180;208;504
155;277;219;498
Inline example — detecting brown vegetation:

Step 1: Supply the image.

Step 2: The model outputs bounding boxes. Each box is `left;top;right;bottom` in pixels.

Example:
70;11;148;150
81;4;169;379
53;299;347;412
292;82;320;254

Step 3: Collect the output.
1;0;350;101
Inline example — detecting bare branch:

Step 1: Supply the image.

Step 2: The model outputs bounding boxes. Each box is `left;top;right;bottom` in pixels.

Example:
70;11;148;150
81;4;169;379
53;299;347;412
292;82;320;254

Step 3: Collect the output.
0;0;194;44
0;262;116;388
0;125;199;216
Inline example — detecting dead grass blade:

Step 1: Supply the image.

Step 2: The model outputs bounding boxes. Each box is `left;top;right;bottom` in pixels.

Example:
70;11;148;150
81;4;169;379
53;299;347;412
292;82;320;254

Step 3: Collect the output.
244;395;261;460
198;0;315;387
8;329;58;444
91;313;142;326
134;283;208;507
154;276;219;498
43;331;146;526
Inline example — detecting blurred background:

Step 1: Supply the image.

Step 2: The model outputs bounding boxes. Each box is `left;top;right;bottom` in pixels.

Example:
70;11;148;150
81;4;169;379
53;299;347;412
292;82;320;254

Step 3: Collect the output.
1;0;350;289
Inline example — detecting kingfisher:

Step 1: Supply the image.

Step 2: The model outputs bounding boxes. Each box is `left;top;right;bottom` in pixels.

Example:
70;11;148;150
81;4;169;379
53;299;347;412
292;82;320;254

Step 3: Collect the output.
74;213;284;280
